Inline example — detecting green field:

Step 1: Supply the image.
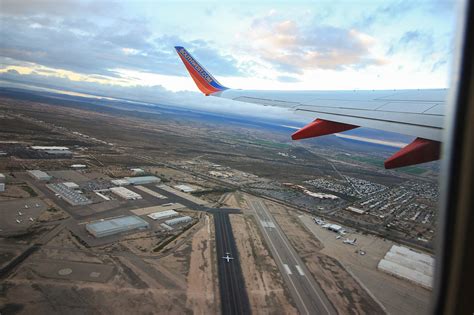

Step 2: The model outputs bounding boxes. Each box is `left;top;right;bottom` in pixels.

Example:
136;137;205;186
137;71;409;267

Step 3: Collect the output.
342;155;427;175
252;139;291;149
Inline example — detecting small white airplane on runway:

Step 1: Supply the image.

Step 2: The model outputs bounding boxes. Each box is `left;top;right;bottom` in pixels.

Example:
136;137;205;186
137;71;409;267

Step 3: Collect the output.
222;253;234;263
343;238;357;245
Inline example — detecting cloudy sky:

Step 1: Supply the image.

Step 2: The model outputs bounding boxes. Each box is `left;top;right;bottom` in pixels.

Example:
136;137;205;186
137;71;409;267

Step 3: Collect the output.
0;0;457;120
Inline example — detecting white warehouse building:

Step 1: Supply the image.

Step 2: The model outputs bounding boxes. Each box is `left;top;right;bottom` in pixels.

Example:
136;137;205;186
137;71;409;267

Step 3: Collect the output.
165;216;192;226
147;210;179;220
27;170;52;181
63;182;80;190
110;187;142;200
125;176;160;185
378;245;434;289
111;179;129;186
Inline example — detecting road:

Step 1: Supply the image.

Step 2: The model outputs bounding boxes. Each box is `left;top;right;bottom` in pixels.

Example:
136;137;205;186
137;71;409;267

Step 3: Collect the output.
249;199;336;315
213;211;250;315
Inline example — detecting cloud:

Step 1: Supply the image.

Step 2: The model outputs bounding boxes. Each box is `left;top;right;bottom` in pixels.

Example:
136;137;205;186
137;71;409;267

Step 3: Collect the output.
0;10;242;79
240;14;387;74
385;29;450;74
0;0;117;17
387;30;435;56
276;75;301;83
355;1;415;30
0;70;305;123
431;58;448;72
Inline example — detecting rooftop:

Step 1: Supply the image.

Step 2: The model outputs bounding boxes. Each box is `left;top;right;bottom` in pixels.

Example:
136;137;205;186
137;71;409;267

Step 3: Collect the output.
125;176;160;185
148;210;179;220
31;146;69;150
86;216;149;237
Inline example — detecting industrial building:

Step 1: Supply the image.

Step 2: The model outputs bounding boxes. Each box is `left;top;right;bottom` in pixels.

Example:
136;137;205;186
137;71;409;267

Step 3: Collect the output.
110;176;160;186
70;164;87;169
47;183;92;206
124;176;160;185
31;146;72;156
31;146;69;150
27;170;52;181
130;168;145;175
160;223;174;231
165;216;192;226
110;187;142;200
147;210;179;220
378;245;434;289
131;203;185;216
346;206;366;214
86;216;149;238
111;179;129;186
174;184;195;193
0;173;5;192
62;182;80;190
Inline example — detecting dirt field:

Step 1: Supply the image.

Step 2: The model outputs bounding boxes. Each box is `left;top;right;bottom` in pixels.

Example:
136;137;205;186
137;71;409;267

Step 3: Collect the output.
0;218;220;315
0;183;35;201
185;214;219;314
1;243;189;314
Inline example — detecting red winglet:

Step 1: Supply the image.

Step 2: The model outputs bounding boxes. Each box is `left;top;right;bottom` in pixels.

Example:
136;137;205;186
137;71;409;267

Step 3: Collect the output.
291;119;358;140
175;46;228;95
384;137;441;169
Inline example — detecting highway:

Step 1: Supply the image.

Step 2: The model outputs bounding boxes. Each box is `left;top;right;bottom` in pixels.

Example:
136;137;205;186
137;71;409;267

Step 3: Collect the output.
249;199;336;315
213;211;251;314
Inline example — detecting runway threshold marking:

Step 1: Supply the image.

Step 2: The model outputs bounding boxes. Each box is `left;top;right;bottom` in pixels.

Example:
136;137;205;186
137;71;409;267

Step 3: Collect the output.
260;220;276;228
295;265;305;276
283;264;293;275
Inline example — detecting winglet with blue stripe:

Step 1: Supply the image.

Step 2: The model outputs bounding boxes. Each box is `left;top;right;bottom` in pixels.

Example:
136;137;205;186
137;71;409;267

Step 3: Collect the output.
174;46;228;95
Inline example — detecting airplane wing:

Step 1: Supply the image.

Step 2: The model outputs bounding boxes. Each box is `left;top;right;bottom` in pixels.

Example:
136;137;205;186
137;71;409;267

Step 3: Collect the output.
175;46;446;169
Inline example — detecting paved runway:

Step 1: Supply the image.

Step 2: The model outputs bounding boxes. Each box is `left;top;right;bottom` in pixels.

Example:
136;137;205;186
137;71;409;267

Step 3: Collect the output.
250;199;336;315
213;211;250;314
